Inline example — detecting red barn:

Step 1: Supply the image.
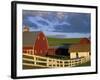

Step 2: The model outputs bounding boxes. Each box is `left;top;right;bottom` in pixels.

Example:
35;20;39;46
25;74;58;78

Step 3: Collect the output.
23;31;48;56
47;47;56;56
79;38;90;44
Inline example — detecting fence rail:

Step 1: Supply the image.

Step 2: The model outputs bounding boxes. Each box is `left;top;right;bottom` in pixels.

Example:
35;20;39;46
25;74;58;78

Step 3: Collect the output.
23;53;89;68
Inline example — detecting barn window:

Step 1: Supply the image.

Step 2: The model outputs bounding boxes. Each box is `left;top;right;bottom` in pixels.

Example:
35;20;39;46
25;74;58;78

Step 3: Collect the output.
38;36;40;40
32;50;34;54
43;37;45;40
26;50;28;53
28;50;30;54
45;50;47;53
40;50;42;53
35;50;37;53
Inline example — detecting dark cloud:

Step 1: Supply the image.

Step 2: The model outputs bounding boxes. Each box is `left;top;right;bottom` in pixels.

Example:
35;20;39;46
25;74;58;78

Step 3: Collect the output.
23;10;90;33
37;20;49;26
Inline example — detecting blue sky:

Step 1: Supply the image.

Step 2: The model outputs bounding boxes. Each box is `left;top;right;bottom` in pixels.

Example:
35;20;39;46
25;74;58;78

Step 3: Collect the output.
23;10;91;38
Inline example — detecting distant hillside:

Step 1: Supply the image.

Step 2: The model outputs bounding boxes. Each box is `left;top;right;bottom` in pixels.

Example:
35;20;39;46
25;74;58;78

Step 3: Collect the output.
47;37;81;46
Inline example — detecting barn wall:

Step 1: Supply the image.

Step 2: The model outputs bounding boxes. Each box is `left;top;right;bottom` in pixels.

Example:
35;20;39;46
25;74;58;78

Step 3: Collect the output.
34;32;48;56
23;48;34;55
78;52;89;58
70;52;76;59
47;48;56;56
70;52;90;60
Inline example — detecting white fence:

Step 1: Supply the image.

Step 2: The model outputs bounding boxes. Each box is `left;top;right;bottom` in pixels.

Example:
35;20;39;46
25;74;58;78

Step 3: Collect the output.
23;53;90;68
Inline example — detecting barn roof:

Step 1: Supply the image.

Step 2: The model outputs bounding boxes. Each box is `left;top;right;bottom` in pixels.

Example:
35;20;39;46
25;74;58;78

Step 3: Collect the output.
68;44;90;52
79;38;90;44
23;31;41;47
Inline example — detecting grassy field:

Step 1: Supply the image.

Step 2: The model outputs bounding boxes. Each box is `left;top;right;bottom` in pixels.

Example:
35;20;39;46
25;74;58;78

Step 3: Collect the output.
46;55;70;60
23;65;46;69
47;37;81;46
75;61;91;67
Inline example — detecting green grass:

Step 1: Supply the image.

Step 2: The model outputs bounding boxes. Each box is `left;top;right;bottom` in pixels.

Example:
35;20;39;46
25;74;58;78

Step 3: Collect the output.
46;55;70;60
23;65;47;69
47;37;81;46
75;61;91;67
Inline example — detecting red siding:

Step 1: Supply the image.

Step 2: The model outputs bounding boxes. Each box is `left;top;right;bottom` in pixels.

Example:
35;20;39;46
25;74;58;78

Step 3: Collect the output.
23;47;33;55
79;38;90;44
34;32;48;56
47;48;56;56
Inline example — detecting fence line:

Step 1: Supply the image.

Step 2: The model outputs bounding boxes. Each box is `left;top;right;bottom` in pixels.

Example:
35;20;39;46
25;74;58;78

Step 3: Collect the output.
23;53;89;68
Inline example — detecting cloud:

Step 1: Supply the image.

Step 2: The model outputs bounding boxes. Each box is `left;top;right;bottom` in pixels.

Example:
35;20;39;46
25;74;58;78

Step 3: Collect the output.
23;10;90;33
23;16;55;31
44;31;90;38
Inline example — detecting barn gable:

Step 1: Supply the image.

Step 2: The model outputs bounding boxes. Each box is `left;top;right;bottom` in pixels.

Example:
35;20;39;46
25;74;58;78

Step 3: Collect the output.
23;31;49;56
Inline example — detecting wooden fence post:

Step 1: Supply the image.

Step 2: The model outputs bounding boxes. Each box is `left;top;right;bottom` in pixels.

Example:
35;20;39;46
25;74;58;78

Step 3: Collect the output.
34;55;36;65
47;58;49;67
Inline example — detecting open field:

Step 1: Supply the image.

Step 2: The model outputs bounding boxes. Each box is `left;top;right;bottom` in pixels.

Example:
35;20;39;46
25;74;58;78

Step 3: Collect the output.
47;37;81;46
75;61;91;67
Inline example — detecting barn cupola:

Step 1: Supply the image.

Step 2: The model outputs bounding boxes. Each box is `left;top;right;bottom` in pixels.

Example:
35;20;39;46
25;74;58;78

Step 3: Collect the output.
23;26;29;32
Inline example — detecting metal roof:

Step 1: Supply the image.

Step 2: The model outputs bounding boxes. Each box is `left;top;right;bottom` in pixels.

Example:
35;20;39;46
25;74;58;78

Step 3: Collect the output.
23;31;41;47
68;44;90;52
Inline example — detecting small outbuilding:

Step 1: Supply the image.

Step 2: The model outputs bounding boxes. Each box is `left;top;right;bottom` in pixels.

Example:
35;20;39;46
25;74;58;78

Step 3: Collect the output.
79;38;90;44
68;44;90;59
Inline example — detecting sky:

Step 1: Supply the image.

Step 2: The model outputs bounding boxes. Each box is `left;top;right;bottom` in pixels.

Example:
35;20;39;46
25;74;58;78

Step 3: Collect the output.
22;10;91;38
